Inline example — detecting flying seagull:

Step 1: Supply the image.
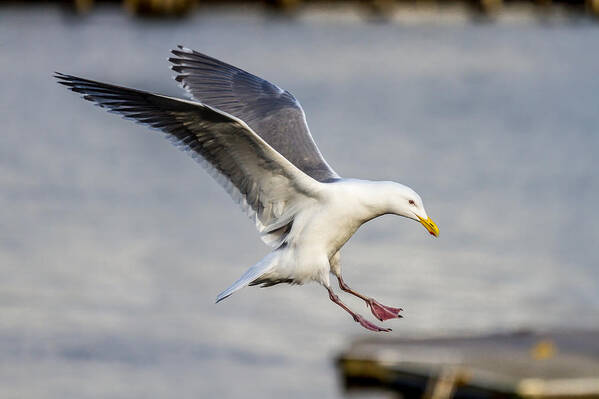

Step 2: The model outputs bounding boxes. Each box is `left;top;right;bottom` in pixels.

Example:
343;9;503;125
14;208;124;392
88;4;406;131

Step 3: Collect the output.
55;46;439;332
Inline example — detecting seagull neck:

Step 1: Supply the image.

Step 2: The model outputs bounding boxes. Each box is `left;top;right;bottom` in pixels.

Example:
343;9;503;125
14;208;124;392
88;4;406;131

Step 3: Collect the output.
346;180;399;222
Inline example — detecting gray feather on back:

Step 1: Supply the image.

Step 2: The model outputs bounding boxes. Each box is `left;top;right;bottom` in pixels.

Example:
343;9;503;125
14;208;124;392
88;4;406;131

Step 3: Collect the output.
169;46;340;182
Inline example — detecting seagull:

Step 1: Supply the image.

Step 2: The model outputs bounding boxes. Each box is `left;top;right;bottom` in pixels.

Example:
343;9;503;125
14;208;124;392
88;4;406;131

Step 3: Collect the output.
55;46;439;332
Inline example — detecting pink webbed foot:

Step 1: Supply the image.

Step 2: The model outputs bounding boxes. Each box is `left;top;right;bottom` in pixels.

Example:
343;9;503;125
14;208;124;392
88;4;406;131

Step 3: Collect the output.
327;287;391;333
367;299;403;321
352;313;392;332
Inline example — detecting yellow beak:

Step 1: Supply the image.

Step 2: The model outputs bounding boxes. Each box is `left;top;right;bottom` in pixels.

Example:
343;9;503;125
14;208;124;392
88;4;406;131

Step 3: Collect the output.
418;216;439;237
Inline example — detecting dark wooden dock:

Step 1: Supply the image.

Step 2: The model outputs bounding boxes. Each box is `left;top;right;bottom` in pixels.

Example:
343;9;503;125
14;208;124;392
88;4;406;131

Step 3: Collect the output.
337;330;599;398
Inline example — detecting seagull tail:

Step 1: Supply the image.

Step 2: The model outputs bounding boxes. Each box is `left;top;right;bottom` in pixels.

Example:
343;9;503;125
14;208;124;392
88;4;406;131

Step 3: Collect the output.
215;252;279;303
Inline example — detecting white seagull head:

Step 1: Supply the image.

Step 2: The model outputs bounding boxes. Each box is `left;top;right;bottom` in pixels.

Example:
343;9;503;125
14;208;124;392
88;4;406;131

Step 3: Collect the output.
381;182;439;237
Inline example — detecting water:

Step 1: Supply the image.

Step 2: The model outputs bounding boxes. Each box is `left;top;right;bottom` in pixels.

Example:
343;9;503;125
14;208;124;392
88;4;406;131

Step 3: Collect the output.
1;4;598;398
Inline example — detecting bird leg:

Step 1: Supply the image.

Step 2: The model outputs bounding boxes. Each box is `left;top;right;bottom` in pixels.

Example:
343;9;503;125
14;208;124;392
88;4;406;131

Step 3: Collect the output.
326;287;391;332
336;276;403;322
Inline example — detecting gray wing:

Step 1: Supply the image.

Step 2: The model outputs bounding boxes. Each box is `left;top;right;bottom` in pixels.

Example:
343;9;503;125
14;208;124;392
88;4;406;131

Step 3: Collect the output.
55;73;321;248
169;46;340;182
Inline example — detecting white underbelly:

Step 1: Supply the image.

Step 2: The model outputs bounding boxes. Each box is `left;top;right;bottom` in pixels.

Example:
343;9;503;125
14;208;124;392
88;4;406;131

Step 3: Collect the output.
267;190;368;285
292;205;361;262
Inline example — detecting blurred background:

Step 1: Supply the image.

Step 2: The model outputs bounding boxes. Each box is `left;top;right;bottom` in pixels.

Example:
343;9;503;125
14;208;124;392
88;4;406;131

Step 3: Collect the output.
1;1;598;398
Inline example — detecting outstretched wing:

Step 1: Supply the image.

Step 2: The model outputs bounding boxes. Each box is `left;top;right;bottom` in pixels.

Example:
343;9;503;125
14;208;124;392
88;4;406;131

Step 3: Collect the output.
169;47;340;182
55;73;322;248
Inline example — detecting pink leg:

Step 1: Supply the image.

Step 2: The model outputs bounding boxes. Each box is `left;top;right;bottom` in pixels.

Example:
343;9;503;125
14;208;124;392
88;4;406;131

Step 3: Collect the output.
327;287;391;332
337;276;403;322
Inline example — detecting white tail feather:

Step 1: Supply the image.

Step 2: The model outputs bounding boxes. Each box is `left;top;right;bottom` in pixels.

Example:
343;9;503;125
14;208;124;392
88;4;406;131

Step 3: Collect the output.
215;252;278;303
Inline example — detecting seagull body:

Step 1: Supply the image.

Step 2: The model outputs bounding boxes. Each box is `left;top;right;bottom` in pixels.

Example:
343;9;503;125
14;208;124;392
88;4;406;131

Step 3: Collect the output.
56;47;439;332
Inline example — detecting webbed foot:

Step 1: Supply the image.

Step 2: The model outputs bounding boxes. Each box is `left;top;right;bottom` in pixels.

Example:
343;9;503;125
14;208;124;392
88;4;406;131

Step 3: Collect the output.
367;299;403;321
353;313;392;332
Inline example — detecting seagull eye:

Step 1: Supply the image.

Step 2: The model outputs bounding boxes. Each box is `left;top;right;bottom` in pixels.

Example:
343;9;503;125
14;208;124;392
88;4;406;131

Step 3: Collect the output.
409;200;415;206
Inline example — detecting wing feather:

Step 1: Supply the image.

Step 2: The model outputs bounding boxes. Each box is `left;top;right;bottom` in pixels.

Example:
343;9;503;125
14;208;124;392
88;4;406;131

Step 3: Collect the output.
169;47;340;182
55;73;321;247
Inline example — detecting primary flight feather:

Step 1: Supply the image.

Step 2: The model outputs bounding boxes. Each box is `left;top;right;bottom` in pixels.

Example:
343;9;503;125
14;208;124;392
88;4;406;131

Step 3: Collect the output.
55;46;439;332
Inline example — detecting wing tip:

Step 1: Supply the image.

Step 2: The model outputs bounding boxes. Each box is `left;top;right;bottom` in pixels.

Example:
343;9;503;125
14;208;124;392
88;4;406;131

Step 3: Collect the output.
171;44;193;56
53;71;73;83
168;57;183;66
170;64;185;74
215;292;232;304
53;73;96;92
54;73;81;91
